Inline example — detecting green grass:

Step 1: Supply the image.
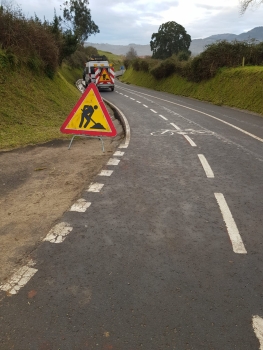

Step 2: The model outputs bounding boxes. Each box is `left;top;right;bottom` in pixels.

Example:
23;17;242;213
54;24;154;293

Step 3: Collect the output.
121;66;263;116
0;65;82;150
98;50;124;70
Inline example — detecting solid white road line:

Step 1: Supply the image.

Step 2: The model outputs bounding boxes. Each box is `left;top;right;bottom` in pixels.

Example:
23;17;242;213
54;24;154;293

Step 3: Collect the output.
118;87;263;143
170;123;181;130
43;222;73;243
198;154;214;178
0;261;37;295
98;170;113;176
253;316;263;349
107;158;120;166
114;151;124;156
159;115;168;121
70;199;91;213
214;193;247;254
183;134;197;147
87;182;104;192
150;109;157;113
143;104;148;108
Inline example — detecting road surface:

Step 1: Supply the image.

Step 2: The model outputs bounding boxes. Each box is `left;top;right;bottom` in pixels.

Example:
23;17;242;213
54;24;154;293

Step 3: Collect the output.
0;80;263;349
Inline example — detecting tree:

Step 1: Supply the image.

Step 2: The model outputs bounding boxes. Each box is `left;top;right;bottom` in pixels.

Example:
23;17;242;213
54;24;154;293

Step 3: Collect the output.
61;0;99;44
150;21;191;60
125;47;138;60
240;0;263;13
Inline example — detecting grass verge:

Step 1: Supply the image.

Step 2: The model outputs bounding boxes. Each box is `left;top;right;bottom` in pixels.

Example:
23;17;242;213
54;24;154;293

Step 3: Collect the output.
121;66;263;116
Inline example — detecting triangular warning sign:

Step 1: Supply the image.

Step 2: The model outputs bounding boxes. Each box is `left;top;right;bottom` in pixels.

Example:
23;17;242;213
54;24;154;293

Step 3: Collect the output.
99;68;112;83
60;83;117;137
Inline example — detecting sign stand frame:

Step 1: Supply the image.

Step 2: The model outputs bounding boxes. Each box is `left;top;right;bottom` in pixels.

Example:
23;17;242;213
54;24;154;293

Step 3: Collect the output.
68;134;105;153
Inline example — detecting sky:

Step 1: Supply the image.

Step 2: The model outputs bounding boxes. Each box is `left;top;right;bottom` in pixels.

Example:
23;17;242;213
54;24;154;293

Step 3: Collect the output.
5;0;263;45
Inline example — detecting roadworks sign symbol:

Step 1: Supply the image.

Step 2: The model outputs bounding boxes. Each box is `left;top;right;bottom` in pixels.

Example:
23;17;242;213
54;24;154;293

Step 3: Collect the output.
60;83;117;137
99;68;111;82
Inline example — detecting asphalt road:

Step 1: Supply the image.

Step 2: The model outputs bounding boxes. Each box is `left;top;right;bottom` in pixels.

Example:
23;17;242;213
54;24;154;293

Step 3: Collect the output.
1;80;263;349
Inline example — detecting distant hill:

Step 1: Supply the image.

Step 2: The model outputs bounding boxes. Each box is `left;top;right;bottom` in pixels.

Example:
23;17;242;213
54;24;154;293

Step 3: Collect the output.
86;26;263;57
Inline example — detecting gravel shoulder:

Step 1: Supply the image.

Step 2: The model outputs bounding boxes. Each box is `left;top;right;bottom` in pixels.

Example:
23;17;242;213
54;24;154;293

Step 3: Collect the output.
0;104;124;282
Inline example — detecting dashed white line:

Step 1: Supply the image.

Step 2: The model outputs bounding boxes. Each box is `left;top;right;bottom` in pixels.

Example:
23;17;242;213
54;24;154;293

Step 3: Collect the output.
150;109;157;113
130;98;135;100
0;261;37;295
170;123;181;130
214;193;247;254
198;154;214;178
87;182;104;192
253;316;263;349
183;134;197;147
119;93;123;95
124;95;128;97
98;170;113;176
70;199;91;212
107;158;120;166
114;151;124;156
136;101;141;103
159;115;168;121
143;104;148;108
43;222;73;243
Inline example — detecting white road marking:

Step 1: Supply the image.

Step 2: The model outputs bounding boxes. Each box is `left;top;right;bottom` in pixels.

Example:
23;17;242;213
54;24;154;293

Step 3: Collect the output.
198;154;214;178
183;134;197;147
87;182;104;192
119;93;123;95
159;115;168;121
70;199;91;212
124;95;128;97
43;222;73;243
0;261;37;295
107;158;120;166
114;151;124;156
98;170;113;176
136;101;141;103
253;315;263;349
118;88;263;143
170;123;181;130
150;109;157;113
214;193;247;254
143;104;148;108
130;98;135;100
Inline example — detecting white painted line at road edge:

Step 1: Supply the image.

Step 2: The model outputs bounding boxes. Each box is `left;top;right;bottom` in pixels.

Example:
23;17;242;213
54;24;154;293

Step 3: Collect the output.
87;182;104;192
43;222;73;243
170;123;181;130
98;170;113;176
198;154;214;178
150;109;157;113
118;87;263;143
70;199;91;212
253;315;263;349
183;135;197;147
159;115;168;121
214;193;247;254
0;261;37;295
114;151;124;156
107;158;120;166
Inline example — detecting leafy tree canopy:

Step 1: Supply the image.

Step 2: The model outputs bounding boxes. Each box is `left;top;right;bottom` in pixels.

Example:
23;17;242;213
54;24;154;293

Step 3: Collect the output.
61;0;99;44
125;47;138;60
240;0;263;13
150;21;191;59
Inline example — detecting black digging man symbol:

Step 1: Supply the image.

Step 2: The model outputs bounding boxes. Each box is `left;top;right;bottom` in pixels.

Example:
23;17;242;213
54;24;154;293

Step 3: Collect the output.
79;105;106;130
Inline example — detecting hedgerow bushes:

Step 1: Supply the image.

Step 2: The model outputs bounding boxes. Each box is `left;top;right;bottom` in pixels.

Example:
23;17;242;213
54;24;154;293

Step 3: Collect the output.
0;4;97;78
125;40;263;82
